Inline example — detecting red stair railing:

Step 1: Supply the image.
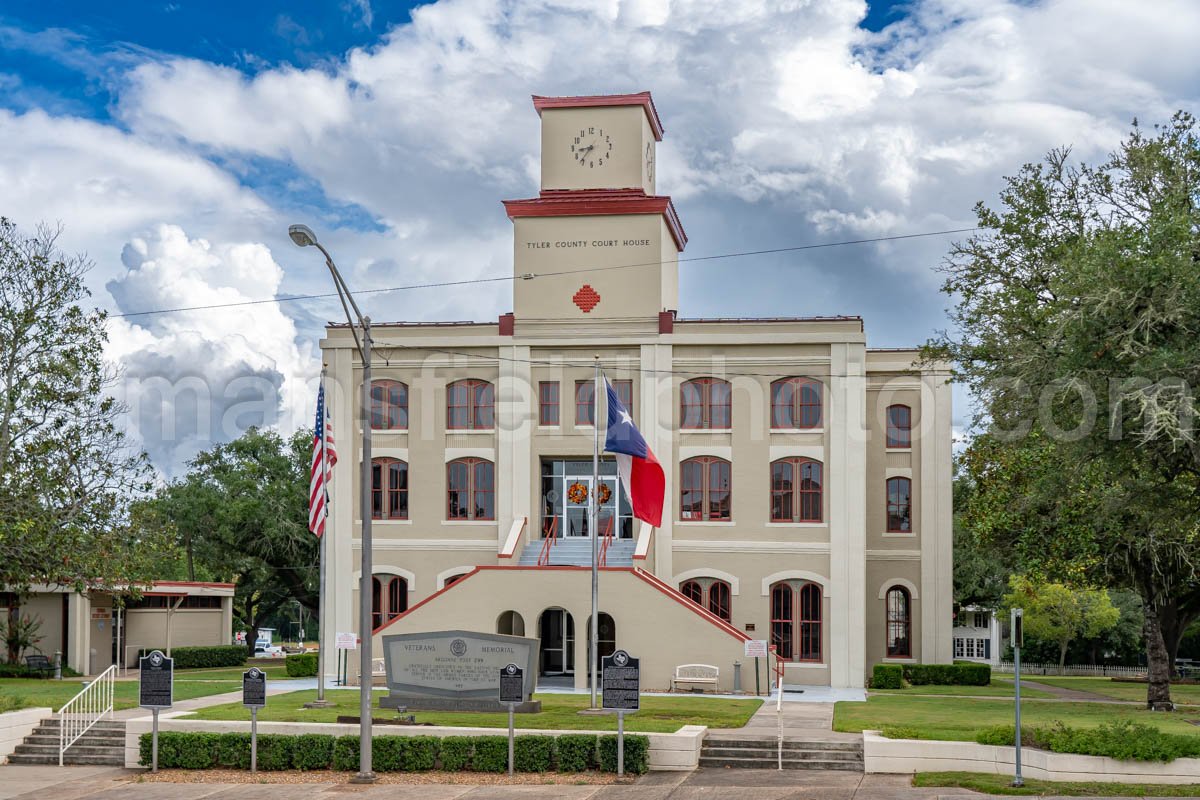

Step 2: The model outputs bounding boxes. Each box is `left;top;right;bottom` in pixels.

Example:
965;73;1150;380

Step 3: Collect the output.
597;515;616;566
536;517;559;566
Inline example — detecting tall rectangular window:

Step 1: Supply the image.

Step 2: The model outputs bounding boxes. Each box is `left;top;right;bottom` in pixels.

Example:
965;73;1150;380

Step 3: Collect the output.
576;379;633;425
539;381;559;425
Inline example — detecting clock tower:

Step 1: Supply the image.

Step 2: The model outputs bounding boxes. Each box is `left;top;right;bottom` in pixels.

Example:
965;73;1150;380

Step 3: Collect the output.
504;92;685;326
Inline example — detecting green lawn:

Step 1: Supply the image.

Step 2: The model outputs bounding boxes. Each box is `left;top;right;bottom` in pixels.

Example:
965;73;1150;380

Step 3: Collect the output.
833;695;1200;741
914;772;1200;797
191;689;762;733
0;676;247;712
870;679;1056;699
1023;676;1200;705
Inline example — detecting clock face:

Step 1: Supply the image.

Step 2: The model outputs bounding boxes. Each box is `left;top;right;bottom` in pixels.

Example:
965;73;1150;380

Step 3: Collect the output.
571;126;613;168
645;142;654;184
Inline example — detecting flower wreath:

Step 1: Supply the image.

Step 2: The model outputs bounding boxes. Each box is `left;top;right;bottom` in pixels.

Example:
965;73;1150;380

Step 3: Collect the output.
567;481;588;504
597;482;613;504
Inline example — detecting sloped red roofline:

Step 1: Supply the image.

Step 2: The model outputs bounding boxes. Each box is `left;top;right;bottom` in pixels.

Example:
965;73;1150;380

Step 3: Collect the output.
372;566;746;642
532;92;664;141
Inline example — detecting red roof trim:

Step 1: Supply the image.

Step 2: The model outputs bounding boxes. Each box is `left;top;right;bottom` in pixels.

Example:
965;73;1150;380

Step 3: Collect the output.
532;92;664;141
150;581;236;589
503;189;687;251
372;565;746;643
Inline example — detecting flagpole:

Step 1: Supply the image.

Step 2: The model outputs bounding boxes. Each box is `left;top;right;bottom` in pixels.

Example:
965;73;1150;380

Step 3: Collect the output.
308;367;332;708
590;356;601;710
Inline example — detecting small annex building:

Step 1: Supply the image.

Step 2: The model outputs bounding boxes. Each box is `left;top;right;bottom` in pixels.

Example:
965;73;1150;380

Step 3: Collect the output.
2;581;235;675
318;92;954;691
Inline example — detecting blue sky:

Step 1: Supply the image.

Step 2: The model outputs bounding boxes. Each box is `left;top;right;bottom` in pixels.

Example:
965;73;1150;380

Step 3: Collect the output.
1;0;1195;472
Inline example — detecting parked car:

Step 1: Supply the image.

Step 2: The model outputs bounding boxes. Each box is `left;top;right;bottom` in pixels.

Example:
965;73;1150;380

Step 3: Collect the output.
253;642;284;657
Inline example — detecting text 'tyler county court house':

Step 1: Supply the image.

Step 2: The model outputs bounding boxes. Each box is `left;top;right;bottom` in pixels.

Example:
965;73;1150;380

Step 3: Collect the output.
319;92;952;691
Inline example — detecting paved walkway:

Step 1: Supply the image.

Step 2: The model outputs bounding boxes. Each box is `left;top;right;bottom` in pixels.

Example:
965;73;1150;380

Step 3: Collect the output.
0;765;1106;800
708;700;860;742
1016;679;1119;703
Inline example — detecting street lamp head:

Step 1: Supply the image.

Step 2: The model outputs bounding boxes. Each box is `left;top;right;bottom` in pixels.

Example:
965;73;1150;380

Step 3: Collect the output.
288;224;318;248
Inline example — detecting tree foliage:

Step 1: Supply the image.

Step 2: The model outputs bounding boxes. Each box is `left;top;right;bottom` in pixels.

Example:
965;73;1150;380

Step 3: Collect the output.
147;427;318;647
931;113;1200;708
1003;576;1120;668
0;218;167;593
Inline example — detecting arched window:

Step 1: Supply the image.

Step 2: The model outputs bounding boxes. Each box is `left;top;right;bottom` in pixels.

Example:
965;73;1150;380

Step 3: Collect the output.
447;458;494;520
771;581;822;662
886;404;911;448
886;477;912;533
447;379;494;430
770;458;823;522
680;378;732;429
680;580;703;604
771;378;822;429
708;580;732;622
370;380;408;430
371;574;408;630
371;458;408;519
886;587;912;657
680;457;731;521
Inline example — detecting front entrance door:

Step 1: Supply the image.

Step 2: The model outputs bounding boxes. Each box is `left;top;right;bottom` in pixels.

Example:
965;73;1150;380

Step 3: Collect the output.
541;459;632;540
538;608;575;676
563;474;619;537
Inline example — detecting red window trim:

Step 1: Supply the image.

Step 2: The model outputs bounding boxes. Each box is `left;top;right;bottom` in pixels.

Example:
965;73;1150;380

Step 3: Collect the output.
370;379;409;430
708;580;732;622
885;586;912;658
769;458;823;523
886;476;913;533
886;404;912;448
371;574;408;632
680;377;732;430
680;580;702;605
770;581;822;662
446;379;495;430
679;456;732;521
370;457;408;520
539;381;560;426
575;379;632;425
770;377;823;429
446;457;495;520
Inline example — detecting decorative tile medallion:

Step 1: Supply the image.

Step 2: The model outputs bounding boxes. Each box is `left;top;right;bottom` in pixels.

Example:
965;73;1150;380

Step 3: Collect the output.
573;284;601;313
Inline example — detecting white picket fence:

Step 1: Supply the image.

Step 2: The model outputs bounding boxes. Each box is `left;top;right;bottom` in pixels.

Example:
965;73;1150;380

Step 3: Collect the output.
994;661;1146;678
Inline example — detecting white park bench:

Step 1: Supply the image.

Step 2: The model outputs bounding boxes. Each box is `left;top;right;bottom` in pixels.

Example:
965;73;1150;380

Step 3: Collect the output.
671;663;719;692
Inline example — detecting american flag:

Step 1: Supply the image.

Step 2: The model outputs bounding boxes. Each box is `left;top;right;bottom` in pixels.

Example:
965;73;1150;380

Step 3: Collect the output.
309;384;338;537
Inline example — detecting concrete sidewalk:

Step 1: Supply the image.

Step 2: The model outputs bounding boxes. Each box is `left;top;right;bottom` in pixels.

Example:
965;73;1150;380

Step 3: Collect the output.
1;764;1165;799
708;700;860;742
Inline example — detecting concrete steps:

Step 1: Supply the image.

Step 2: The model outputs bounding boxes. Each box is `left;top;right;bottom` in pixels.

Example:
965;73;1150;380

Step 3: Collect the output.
699;737;864;771
516;538;635;567
7;718;126;766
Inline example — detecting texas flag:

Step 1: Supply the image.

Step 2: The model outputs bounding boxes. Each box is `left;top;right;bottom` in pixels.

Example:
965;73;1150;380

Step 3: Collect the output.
603;378;665;526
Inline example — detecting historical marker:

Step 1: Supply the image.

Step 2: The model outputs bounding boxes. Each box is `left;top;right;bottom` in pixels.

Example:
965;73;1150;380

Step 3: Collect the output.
139;650;174;709
243;667;267;708
498;663;524;704
601;649;640;711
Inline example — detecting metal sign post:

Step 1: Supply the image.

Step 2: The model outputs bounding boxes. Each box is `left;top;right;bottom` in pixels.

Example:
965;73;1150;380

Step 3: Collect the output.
138;650;174;774
499;663;524;777
243;667;267;774
601;650;640;778
1011;607;1024;788
744;640;768;696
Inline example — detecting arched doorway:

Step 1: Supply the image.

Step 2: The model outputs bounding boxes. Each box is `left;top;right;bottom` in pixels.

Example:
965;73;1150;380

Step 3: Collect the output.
538;608;574;677
585;613;616;686
496;610;525;637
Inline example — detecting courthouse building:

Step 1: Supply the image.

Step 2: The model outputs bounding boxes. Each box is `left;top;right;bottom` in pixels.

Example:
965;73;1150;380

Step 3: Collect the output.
319;92;953;690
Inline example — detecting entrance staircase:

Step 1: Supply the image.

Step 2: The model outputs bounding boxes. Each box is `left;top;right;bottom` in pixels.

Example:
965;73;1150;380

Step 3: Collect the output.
516;537;635;567
699;735;863;771
8;718;126;766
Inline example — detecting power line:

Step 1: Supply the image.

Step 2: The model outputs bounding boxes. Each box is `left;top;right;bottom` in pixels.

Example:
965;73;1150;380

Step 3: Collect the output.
111;227;976;319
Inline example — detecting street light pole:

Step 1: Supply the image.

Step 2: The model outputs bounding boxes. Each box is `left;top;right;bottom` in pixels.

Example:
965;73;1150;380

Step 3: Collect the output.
289;224;376;784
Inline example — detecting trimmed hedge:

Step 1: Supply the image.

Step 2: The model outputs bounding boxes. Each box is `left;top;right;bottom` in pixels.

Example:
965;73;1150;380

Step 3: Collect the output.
599;733;650;775
871;663;904;689
975;720;1200;763
137;645;247;669
285;652;318;677
870;662;992;688
905;663;990;686
138;731;650;773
